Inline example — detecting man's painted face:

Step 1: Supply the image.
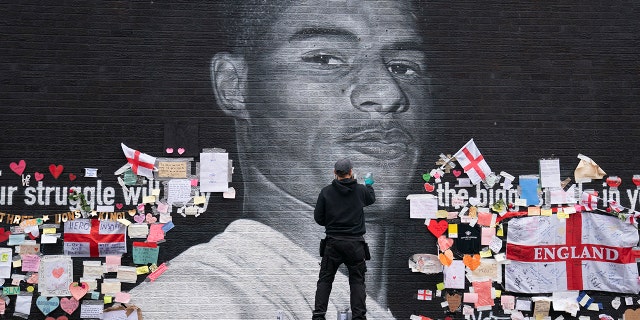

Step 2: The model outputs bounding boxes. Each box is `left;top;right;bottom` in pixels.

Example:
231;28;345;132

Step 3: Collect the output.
242;0;431;207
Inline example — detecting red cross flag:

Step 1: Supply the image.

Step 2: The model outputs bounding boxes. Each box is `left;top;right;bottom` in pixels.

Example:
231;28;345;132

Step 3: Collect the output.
417;289;432;300
453;139;492;185
505;212;640;293
121;143;156;179
64;219;127;257
581;191;599;211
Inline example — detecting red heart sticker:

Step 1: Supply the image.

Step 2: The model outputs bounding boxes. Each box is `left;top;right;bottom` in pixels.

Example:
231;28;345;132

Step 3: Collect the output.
453;170;462;177
9;160;26;175
68;173;77;181
34;172;44;181
427;219;449;238
424;183;435;192
49;164;64;179
115;203;124;210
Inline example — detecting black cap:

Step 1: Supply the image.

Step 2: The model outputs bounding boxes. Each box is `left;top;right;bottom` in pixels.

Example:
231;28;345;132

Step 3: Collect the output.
334;158;353;172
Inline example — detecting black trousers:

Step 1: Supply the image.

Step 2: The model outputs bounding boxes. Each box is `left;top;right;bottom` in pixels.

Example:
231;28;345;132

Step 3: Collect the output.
313;238;367;320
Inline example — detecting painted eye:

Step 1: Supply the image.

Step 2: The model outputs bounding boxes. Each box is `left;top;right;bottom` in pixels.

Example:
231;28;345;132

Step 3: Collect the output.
387;62;419;76
302;54;345;68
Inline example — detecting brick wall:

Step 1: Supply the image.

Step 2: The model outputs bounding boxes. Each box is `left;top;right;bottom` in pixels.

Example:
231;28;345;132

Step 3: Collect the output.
1;1;639;319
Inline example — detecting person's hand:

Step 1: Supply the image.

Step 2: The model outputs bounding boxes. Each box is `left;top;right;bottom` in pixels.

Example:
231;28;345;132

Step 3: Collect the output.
363;172;374;186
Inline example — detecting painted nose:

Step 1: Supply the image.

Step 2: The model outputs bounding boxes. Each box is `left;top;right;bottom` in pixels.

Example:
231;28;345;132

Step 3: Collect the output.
350;62;408;114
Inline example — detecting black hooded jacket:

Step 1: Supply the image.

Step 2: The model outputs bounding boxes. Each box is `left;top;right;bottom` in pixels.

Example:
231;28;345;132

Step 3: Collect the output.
314;178;376;237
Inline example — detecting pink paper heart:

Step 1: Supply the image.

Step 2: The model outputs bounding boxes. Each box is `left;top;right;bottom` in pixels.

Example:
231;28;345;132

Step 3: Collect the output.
433;172;442;179
134;214;145;223
68;282;88;301
49;164;64;179
115;203;124;210
177;147;185;155
60;297;79;314
165;147;174;154
453;170;462;177
34;172;44;181
146;213;157;224
9;160;26;175
437;235;454;251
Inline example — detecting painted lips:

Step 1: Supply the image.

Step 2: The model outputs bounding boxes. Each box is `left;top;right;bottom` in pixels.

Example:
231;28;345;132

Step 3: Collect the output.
342;127;414;160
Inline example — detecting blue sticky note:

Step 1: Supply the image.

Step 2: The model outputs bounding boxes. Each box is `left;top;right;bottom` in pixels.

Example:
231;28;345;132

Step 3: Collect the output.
132;243;159;265
519;175;540;206
7;234;25;246
161;221;174;233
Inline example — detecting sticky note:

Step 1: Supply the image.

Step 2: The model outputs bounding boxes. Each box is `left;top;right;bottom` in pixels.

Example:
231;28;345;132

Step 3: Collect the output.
136;265;150;275
541;208;553;216
193;196;206;205
103;296;112;304
528;206;541;216
448;224;458;238
436;282;445;291
142;195;156;204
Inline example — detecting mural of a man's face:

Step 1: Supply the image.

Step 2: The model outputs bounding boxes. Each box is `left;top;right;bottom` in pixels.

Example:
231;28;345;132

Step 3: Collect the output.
213;0;430;208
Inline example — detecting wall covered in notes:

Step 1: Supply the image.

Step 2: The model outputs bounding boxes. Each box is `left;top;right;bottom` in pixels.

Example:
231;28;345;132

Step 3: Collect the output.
1;1;639;319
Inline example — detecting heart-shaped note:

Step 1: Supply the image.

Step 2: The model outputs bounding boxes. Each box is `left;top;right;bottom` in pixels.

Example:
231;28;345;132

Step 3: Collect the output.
469;197;480;206
115;203;124;210
165;147;174;154
463;254;481;271
36;296;59;316
0;228;11;243
445;293;462;312
68;173;77;181
624;309;640;320
422;173;431;182
45;316;69;320
437;235;454;251
35;172;44;181
60;297;79;314
177;147;185;155
433;171;442;179
49;164;64;179
145;213;157;224
134;214;146;223
9;160;26;175
69;282;89;301
52;267;64;278
427;219;448;238
611;297;621;310
424;183;435;192
128;209;137;216
438;249;453;266
452;170;462;177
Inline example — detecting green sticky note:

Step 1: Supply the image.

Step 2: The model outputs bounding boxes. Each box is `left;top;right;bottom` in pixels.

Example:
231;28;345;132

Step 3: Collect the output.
123;168;138;185
436;282;445;291
2;286;20;295
103;295;113;304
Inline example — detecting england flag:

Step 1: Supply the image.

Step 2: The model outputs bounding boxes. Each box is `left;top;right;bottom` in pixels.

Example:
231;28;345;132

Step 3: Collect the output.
505;212;640;293
453;139;492;185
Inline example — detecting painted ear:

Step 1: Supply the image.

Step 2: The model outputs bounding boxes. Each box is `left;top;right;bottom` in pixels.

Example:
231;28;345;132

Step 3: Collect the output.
211;52;249;120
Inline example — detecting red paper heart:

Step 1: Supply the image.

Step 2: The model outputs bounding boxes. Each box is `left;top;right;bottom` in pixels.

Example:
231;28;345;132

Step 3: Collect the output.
68;173;76;181
49;164;64;179
9;160;26;175
60;297;79;314
427;219;448;238
115;203;124;210
0;228;11;243
52;267;64;279
606;176;622;188
34;172;44;181
424;183;435;192
453;170;462;177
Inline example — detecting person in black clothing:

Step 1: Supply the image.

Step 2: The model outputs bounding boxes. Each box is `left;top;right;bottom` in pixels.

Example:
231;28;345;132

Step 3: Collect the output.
313;158;376;320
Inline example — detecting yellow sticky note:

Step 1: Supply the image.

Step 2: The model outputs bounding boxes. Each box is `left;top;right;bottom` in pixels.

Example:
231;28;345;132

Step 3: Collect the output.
43;228;56;234
436;210;448;219
152;189;161;196
479;249;493;258
448;224;458;237
496;224;504;237
136;265;150;275
142;195;156;204
193;196;206;205
563;206;576;214
495;289;502;298
541;208;553;216
1;253;9;262
103;295;113;304
12;260;21;268
436;282;445;291
528;206;540;216
557;211;569;219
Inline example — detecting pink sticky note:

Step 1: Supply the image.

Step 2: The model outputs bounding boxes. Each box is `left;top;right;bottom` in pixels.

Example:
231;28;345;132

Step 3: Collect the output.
463;292;479;303
481;227;495;246
190;179;199;187
472;280;495;308
477;212;493;226
105;255;122;273
21;254;40;272
156;202;169;214
114;291;131;303
146;224;165;243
